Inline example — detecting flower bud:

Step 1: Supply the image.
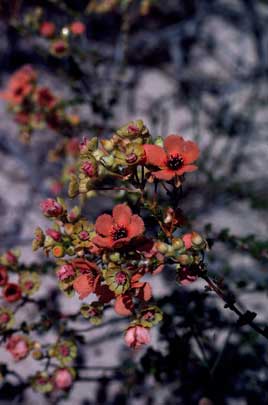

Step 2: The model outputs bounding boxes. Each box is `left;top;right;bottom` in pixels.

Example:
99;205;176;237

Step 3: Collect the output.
40;199;63;217
155;241;169;254
101;139;114;152
191;232;206;250
52;245;65;258
101;155;114;168
46;228;61;241
172;237;184;250
177;254;193;265
32;350;43;360
68;175;79;198
109;252;121;263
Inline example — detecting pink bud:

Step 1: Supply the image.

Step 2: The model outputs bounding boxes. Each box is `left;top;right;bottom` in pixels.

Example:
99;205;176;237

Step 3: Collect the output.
124;325;151;349
56;264;75;281
46;228;62;241
54;368;73;389
6;335;29;361
40;199;63;217
81;161;95;177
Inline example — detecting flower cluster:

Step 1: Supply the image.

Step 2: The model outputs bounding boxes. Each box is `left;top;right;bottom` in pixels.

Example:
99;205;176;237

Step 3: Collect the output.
0;65;80;142
34;120;207;350
0;250;77;393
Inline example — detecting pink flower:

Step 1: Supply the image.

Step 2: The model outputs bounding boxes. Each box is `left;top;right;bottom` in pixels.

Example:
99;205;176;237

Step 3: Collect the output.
54;368;73;390
40;199;63;217
124;325;151;349
46;228;62;241
56;264;75;281
6;335;29;361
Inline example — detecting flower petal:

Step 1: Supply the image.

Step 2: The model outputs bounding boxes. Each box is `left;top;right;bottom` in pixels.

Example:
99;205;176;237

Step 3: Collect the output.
136;282;152;301
112;204;132;227
92;235;113;248
128;215;145;238
143;144;167;167
181;141;199;164
176;164;198;175
153;169;175;180
73;274;94;299
114;294;134;316
95;214;113;236
164;135;184;154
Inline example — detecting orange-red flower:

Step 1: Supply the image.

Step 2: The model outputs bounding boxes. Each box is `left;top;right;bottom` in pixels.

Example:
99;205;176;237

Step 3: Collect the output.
0;65;36;105
40;22;56;38
72;260;100;299
143;135;199;180
93;204;145;249
70;21;86;36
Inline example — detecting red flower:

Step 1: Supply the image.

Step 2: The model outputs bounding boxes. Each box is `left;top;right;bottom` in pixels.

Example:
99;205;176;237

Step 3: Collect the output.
3;283;22;303
40;22;56;38
36;87;57;109
144;135;199;180
70;21;86;35
93;204;145;249
0;65;36;105
124;325;151;349
72;260;100;299
0;266;8;286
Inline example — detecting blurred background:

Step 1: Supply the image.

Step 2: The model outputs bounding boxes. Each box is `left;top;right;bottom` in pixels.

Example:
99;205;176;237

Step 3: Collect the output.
0;0;268;404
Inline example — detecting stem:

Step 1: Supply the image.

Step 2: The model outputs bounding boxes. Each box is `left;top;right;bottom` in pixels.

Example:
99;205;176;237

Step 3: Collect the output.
202;274;268;340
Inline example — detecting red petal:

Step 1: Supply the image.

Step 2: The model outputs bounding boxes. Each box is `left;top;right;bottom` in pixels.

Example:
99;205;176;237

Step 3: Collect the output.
95;214;113;236
92;235;113;248
128;215;145;238
112;204;132;227
164;135;184;154
176;164;198;176
73;274;94;299
143;144;167;167
153;169;175;180
152;264;164;275
136;282;152;301
181;141;199;164
72;258;99;273
114;294;134;316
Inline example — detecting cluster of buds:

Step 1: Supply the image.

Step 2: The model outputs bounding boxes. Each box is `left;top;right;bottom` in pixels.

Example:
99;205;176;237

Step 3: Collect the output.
68;119;200;199
0;65;80;142
21;7;86;58
34;122;208;349
0;248;78;393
